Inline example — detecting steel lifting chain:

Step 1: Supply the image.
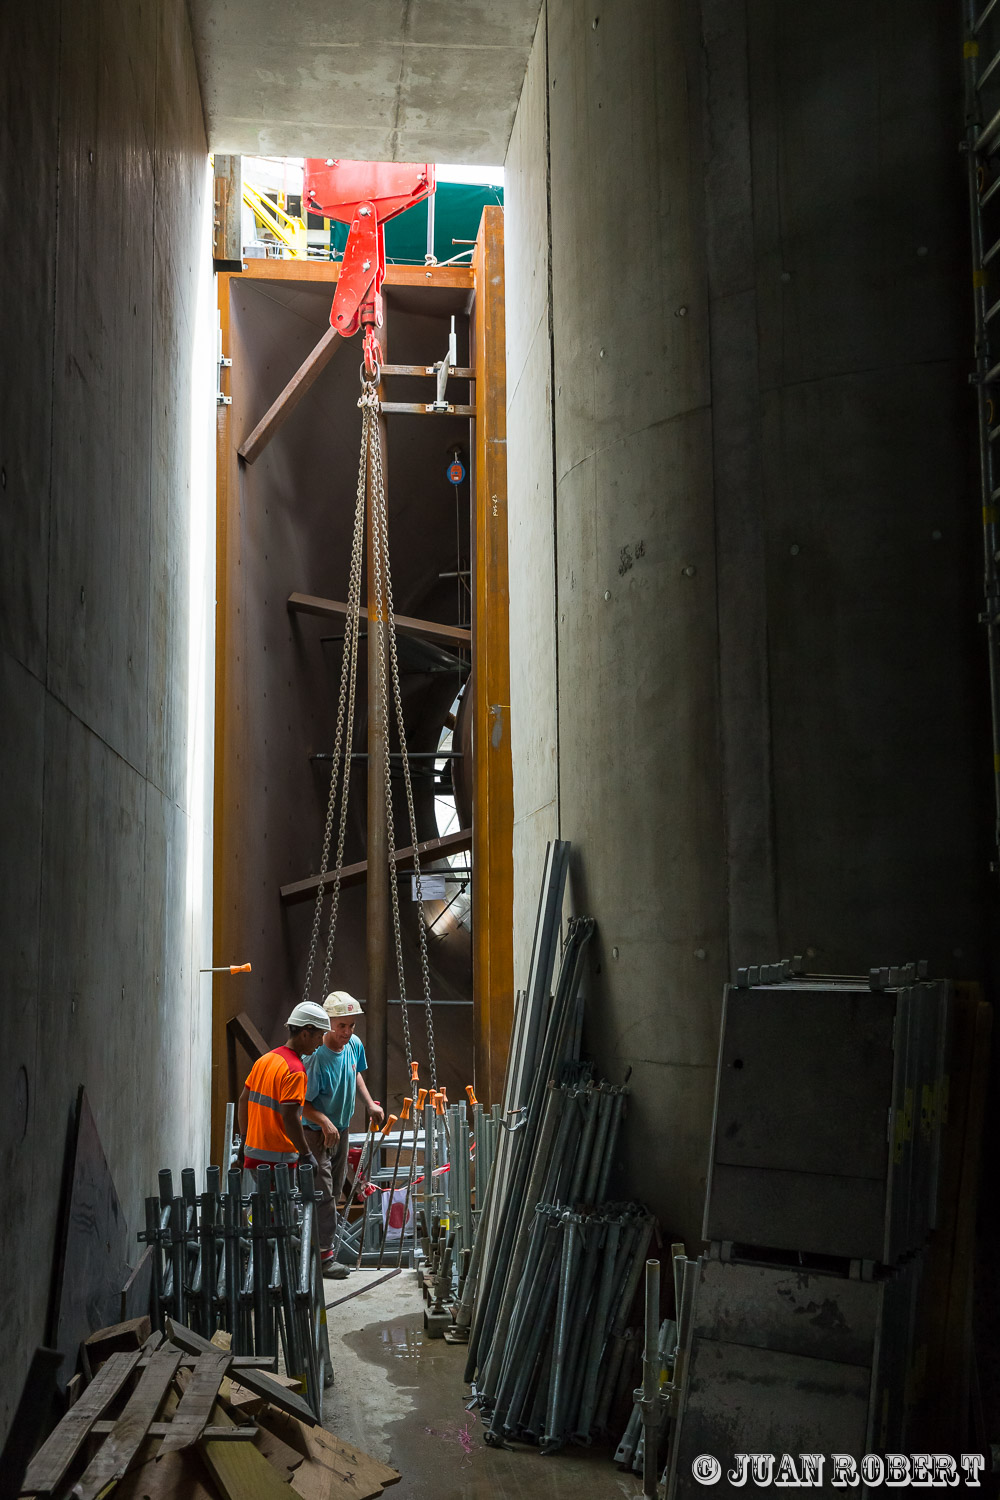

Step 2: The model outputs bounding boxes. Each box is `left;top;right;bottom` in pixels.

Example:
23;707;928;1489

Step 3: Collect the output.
300;381;369;1003
366;380;439;1090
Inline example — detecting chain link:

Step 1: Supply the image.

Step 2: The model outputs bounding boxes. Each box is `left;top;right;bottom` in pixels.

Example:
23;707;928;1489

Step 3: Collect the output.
300;384;371;1002
301;370;437;1089
364;418;415;1079
368;408;439;1089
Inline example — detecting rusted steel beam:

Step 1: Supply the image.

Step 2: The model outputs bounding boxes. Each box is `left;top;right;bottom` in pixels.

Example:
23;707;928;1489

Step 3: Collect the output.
380;402;476;417
238;325;341;464
381;363;475;379
287;591;471;648
279;828;473;905
471;206;514;1107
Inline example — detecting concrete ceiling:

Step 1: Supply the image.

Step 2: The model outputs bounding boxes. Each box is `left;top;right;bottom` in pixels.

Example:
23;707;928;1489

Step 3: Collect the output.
187;0;542;163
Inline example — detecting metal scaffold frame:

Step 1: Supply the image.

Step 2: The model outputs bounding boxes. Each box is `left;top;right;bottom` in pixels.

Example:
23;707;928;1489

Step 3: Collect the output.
963;0;1000;867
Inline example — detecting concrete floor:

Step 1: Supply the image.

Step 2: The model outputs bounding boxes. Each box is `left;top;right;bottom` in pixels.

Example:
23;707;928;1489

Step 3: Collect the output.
321;1268;644;1499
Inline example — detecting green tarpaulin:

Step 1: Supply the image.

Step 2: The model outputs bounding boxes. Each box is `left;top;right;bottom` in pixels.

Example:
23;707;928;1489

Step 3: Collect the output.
318;180;503;265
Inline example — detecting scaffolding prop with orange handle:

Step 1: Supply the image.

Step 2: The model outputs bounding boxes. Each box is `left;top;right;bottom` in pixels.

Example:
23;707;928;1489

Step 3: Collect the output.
394;1083;428;1269
465;1084;484;1239
376;1096;413;1269
356;1113;397;1268
328;1115;381;1269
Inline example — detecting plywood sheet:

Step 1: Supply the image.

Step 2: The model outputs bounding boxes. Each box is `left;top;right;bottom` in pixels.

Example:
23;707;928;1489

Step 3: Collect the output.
50;1089;131;1391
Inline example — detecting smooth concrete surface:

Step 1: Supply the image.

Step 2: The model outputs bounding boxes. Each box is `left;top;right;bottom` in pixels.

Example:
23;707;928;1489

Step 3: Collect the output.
187;0;543;162
504;13;560;989
322;1268;643;1498
505;0;728;1244
0;0;215;1436
504;0;993;1250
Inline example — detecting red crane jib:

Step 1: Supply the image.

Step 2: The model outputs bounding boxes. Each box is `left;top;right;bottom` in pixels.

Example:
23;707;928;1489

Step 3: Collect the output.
303;159;435;370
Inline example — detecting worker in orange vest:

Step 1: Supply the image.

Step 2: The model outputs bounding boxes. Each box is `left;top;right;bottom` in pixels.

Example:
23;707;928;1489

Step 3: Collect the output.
237;1001;330;1171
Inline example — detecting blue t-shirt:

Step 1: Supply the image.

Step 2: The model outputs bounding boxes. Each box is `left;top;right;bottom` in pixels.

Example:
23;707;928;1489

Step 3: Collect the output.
303;1035;367;1132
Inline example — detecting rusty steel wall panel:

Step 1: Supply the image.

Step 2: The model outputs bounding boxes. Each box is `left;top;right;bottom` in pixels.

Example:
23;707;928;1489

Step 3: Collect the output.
214;267;477;1141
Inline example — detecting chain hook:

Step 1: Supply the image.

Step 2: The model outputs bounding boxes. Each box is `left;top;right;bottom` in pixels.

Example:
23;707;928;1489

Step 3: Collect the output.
362;327;383;383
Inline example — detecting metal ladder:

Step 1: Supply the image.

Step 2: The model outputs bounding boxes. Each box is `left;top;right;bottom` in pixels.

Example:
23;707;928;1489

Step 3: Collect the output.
963;0;1000;870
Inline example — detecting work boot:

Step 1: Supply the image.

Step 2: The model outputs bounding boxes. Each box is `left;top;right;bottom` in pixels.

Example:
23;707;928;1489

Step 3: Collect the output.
322;1251;350;1280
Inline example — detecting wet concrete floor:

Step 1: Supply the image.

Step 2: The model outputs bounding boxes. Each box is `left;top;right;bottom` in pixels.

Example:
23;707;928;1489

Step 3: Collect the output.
321;1267;644;1500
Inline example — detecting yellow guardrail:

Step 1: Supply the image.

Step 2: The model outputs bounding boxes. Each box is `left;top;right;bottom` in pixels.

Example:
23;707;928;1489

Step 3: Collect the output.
243;183;309;259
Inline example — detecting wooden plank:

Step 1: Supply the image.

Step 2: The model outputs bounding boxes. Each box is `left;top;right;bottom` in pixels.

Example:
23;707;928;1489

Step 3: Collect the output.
379;402;476;417
111;1381;216;1500
71;1347;182;1500
279;827;473;904
471;205;515;1107
254;1426;305;1480
227;1010;269;1063
220;1379;263;1419
22;1350;140;1495
87;1421;253;1440
235;260;474;290
213;156;243;267
314;1437;399;1491
132;1355;273;1371
120;1248;154;1324
49;1088;132;1393
287;592;471;648
238;326;342;464
380;364;474;379
198;1398;299;1500
112;1450;217;1500
166;1321;318;1427
157;1350;232;1453
256;1412;387;1500
290;1461;380;1500
84;1316;151;1367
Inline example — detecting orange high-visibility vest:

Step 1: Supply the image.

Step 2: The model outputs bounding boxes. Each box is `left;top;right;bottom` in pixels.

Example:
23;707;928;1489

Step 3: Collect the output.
245;1046;307;1165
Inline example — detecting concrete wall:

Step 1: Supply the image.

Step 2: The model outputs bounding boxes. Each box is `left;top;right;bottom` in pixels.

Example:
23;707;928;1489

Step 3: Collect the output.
505;0;991;1245
0;0;215;1430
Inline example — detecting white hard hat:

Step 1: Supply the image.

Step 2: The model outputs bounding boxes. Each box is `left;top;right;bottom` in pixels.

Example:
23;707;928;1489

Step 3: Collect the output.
285;1000;331;1030
324;990;363;1017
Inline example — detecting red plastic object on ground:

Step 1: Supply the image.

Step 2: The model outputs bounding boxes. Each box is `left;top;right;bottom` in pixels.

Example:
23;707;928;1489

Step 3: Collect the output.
345;1143;380;1197
303;159;435;374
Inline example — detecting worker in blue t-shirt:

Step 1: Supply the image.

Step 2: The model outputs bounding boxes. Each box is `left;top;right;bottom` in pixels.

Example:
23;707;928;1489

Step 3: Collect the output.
302;990;384;1277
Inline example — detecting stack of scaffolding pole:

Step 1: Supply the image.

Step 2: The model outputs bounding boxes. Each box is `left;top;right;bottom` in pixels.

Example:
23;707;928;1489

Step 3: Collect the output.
480;1202;653;1449
464;902;602;1375
465;913;598;1370
457;839;571;1349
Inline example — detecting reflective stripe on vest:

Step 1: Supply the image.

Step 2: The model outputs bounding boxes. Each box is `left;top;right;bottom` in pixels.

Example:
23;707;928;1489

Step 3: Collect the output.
248;1088;282;1111
244;1046;306;1161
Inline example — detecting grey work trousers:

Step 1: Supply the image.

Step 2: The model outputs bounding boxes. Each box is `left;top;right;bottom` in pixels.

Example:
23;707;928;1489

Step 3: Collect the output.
307;1124;351;1252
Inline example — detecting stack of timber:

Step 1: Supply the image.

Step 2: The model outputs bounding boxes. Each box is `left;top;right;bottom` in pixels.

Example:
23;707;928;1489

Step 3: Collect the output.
15;1318;398;1500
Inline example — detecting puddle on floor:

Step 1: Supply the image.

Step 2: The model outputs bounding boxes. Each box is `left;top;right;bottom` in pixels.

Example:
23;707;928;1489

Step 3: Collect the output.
331;1278;646;1500
378;1323;425;1361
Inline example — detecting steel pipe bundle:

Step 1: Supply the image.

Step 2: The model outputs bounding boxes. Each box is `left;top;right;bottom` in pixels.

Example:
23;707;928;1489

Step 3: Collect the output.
139;1163;333;1416
614;1314;675;1477
462;850;596;1379
474;1075;630;1401
480;1203;654;1450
